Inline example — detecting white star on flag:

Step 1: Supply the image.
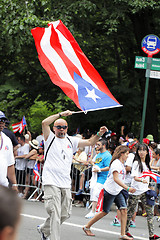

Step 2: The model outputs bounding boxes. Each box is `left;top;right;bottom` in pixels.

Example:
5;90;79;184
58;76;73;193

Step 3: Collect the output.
85;88;101;102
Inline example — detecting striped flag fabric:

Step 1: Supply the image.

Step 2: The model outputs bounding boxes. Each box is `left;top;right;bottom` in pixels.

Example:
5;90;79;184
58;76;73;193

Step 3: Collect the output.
33;162;40;181
31;20;122;112
96;188;104;212
140;170;160;183
12;116;26;134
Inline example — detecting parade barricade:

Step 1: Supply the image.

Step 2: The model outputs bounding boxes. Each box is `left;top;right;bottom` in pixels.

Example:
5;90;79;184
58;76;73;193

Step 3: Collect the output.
14;159;160;213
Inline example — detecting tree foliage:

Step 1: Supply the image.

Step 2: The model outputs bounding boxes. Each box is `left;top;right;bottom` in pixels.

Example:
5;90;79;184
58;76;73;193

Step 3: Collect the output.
0;0;160;138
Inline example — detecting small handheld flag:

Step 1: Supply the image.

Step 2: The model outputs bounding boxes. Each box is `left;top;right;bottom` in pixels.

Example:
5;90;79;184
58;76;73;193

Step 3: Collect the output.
12;116;27;134
31;20;122;112
140;170;160;183
96;188;104;212
33;162;40;181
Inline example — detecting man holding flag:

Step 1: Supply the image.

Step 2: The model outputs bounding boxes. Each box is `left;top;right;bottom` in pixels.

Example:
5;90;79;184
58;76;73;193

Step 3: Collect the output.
37;110;107;240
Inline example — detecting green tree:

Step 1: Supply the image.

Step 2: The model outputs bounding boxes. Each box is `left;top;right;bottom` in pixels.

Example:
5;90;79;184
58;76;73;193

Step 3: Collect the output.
0;0;160;139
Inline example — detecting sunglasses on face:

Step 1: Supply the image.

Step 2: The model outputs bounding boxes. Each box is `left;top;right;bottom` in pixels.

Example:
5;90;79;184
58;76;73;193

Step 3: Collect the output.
0;119;5;123
54;125;68;130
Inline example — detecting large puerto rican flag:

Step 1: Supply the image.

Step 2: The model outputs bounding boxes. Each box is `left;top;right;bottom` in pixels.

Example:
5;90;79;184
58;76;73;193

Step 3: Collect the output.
31;20;122;112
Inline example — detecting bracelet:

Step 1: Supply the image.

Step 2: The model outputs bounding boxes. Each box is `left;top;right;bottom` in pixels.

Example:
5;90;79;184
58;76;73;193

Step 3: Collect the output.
127;187;130;192
97;132;102;137
59;113;62;117
12;184;18;187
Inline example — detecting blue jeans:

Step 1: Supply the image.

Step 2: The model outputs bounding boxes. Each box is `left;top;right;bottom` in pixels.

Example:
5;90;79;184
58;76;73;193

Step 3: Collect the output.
103;189;127;213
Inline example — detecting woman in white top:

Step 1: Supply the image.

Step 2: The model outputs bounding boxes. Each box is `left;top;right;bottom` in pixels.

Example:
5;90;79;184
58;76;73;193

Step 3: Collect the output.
83;145;136;240
125;143;160;240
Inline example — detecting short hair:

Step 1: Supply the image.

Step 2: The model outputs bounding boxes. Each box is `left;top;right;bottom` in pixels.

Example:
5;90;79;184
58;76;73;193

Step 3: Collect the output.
0;185;21;231
154;148;160;155
98;138;108;149
19;135;25;142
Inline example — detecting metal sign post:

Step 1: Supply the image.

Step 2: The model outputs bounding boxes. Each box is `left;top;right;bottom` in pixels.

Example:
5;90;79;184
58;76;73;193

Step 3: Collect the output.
134;34;160;143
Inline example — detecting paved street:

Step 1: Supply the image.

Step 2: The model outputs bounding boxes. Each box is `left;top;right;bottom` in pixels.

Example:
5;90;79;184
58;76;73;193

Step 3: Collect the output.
18;200;160;240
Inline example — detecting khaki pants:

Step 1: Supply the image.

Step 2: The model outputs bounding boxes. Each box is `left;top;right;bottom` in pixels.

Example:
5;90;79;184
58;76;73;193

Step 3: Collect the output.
40;185;72;240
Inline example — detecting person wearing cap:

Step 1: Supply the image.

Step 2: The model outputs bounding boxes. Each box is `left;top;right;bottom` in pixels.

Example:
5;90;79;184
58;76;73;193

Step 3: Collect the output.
143;138;154;161
146;134;154;143
22;139;39;199
0;111;18;192
37;110;107;240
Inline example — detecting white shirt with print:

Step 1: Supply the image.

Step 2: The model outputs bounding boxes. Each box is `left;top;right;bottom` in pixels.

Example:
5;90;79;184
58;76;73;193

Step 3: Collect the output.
103;159;126;195
131;161;149;195
0;132;15;187
42;131;80;188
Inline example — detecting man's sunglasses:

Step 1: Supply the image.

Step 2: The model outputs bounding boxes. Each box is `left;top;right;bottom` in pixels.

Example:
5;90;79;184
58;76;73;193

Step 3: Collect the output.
54;125;68;130
0;119;5;123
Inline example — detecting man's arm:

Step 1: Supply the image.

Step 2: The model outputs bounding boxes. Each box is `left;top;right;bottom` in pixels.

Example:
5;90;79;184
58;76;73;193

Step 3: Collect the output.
42;110;72;141
7;165;18;192
78;126;108;148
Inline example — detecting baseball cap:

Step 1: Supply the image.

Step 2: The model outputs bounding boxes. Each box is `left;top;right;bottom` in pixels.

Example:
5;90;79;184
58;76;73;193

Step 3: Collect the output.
0;111;7;120
146;190;157;206
146;134;154;142
143;138;150;145
111;132;116;137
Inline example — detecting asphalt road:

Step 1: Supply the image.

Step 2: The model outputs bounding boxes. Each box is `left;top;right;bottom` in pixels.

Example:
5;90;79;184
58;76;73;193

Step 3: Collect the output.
18;200;160;240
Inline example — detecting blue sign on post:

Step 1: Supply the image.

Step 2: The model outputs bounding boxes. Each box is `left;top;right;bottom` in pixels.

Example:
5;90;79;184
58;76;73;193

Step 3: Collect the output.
141;34;160;56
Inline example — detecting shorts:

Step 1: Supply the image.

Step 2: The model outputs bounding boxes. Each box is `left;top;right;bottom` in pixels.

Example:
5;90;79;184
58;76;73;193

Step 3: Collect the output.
90;182;103;202
26;168;33;176
103;189;127;213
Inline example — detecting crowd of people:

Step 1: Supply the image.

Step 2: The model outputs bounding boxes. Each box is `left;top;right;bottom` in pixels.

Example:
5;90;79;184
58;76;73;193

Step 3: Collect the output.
0;109;160;240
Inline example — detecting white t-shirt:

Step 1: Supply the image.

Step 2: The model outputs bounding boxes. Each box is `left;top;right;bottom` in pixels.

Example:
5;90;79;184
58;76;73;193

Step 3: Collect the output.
15;143;30;170
42;131;80;188
131;161;149;195
0;132;15;187
103;159;126;195
124;153;135;185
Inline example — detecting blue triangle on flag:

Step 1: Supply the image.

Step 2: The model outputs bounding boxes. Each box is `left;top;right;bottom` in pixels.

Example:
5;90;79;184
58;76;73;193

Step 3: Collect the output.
157;176;160;184
74;72;121;112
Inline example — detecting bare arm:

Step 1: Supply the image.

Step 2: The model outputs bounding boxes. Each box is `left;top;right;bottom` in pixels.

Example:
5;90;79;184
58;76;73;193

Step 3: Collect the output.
42;110;73;140
25;149;37;159
125;165;131;172
7;165;18;192
93;166;110;172
113;171;136;193
78;126;108;148
134;176;148;184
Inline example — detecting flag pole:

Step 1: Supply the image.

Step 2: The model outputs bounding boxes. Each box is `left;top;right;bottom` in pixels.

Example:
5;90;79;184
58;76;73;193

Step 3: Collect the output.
72;110;87;114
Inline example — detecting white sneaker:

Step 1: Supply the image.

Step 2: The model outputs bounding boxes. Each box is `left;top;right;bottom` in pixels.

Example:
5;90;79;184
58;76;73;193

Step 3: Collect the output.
18;193;24;198
85;211;95;219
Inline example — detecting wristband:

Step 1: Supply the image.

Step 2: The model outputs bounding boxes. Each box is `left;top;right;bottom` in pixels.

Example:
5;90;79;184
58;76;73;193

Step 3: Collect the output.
127;187;130;192
12;184;18;187
141;179;143;182
99;169;101;172
97;132;102;137
59;113;62;118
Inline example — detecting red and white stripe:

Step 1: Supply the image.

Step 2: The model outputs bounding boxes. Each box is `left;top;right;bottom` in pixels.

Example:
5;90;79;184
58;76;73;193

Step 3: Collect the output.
12;121;22;133
140;170;160;182
31;20;119;110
